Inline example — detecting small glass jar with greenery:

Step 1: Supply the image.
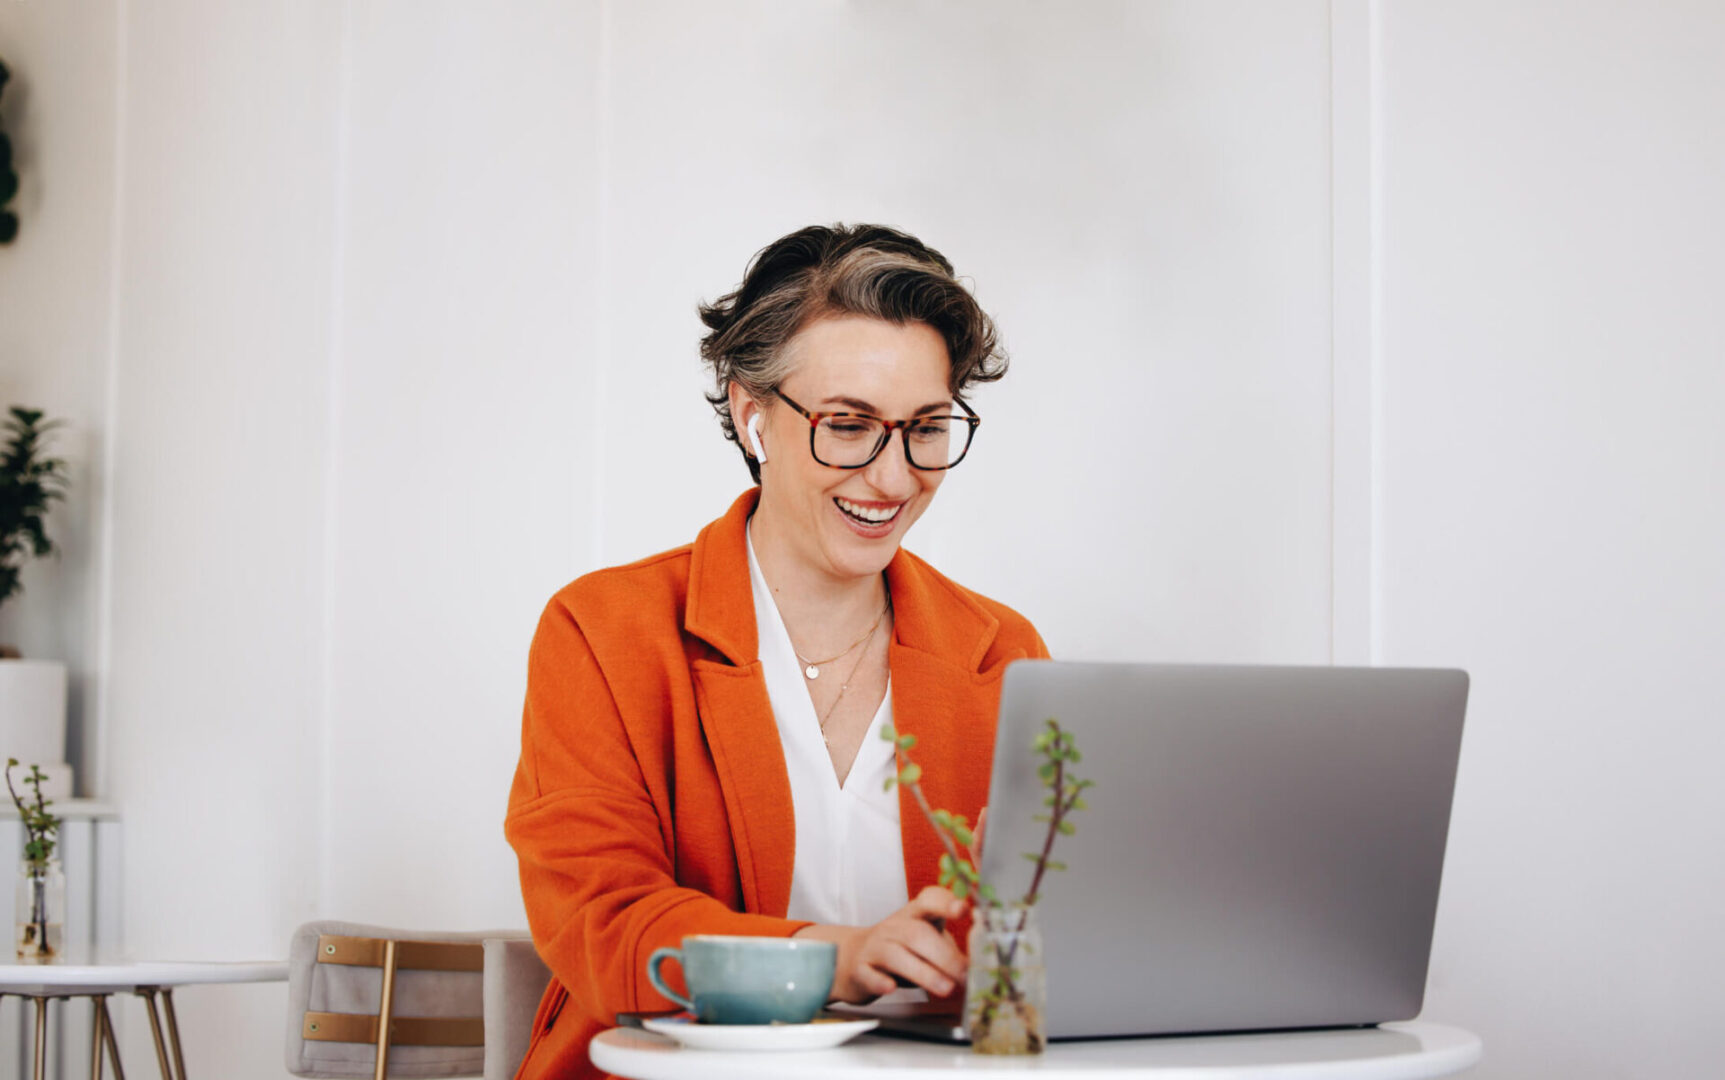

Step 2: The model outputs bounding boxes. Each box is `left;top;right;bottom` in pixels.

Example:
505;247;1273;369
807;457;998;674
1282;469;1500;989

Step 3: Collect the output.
884;718;1093;1054
7;759;63;960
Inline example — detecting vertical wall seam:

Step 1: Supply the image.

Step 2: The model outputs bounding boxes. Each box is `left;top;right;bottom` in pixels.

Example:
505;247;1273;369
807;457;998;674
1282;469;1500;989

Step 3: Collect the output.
1366;0;1384;666
1327;0;1339;665
93;0;133;804
1329;0;1375;666
591;0;613;570
318;0;357;919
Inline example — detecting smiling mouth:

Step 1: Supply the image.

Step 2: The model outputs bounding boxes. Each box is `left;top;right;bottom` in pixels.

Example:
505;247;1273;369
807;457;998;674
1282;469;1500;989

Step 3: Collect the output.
834;496;904;527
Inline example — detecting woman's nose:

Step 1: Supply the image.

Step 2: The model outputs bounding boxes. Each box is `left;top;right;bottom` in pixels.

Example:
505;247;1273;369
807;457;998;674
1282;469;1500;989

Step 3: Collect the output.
862;430;918;496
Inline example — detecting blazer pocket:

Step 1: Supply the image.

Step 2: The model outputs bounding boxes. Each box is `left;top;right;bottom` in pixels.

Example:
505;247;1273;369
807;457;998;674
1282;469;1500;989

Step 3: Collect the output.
527;979;569;1048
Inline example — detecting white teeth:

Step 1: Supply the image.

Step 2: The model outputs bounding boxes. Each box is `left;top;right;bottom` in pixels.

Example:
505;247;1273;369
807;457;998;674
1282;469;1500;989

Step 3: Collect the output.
835;497;902;524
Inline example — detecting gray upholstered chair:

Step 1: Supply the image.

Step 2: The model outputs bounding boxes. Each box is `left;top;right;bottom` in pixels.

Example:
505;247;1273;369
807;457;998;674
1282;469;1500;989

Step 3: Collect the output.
286;921;552;1080
482;937;553;1079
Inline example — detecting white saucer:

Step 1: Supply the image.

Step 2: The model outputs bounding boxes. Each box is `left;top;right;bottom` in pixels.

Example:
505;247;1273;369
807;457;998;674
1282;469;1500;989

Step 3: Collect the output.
640;1015;879;1051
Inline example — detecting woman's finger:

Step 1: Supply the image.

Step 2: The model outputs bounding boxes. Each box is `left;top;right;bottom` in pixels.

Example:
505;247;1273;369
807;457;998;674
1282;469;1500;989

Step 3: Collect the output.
892;918;967;983
908;885;965;922
868;939;958;998
851;962;898;1000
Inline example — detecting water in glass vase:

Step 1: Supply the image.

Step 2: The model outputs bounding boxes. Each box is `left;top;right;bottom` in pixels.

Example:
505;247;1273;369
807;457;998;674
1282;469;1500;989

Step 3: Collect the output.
964;903;1047;1054
15;858;65;961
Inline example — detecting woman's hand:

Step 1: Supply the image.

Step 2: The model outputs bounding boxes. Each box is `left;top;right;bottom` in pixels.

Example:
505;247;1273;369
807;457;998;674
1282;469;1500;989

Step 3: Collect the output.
793;886;968;1003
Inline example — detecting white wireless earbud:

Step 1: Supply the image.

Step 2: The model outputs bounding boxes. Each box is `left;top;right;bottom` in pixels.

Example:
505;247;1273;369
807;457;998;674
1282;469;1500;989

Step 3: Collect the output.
746;414;769;464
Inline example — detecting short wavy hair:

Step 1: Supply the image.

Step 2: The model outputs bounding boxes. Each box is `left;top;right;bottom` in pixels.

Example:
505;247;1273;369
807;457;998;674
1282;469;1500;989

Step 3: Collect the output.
699;223;1009;483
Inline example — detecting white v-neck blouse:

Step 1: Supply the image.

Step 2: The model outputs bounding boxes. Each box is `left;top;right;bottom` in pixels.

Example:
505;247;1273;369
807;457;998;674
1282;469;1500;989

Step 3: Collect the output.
747;524;909;928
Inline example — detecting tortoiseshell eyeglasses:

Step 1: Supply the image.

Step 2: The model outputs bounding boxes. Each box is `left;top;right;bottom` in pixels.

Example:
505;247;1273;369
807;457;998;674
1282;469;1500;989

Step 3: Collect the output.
772;388;981;471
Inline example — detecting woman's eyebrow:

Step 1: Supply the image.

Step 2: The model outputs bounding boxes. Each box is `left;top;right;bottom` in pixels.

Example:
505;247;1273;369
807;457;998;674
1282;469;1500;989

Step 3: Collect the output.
820;395;954;416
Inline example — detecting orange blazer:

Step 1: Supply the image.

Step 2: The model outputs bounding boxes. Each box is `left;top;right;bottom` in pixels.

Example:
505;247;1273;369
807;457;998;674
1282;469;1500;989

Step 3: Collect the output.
504;488;1049;1079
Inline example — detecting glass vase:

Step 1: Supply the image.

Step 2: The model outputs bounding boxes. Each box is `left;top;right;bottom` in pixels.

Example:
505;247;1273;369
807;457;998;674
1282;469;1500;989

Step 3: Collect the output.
964;903;1047;1054
15;858;65;961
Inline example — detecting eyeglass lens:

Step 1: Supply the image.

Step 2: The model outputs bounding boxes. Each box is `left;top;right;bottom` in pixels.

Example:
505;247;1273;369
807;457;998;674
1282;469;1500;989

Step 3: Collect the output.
813;415;972;469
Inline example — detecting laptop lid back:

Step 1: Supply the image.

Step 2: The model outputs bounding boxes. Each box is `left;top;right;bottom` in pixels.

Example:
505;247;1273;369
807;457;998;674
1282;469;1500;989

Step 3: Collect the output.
978;661;1468;1039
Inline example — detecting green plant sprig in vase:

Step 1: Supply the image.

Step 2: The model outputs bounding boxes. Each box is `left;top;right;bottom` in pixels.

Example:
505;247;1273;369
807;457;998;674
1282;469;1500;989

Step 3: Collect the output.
882;717;1093;1054
7;758;63;959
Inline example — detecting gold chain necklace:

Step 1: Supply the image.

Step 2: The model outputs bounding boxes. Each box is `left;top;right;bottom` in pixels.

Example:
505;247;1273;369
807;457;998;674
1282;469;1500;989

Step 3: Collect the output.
817;617;887;744
794;600;889;680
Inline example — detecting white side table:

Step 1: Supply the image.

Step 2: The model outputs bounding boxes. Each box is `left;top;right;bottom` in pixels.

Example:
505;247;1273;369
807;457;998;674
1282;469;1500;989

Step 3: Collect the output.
3;800;123;1080
0;959;287;1080
591;1021;1482;1079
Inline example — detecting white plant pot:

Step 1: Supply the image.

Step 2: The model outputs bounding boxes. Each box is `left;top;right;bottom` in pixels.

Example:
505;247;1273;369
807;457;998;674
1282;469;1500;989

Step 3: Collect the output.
0;659;73;798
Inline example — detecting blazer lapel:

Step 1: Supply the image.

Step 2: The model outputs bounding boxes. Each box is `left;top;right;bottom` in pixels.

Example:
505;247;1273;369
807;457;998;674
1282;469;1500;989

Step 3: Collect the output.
685;489;798;918
889;646;1004;896
690;659;796;917
884;548;1005;896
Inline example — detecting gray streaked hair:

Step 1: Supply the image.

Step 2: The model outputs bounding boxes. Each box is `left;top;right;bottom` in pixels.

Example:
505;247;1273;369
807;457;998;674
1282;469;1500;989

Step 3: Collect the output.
699;223;1008;483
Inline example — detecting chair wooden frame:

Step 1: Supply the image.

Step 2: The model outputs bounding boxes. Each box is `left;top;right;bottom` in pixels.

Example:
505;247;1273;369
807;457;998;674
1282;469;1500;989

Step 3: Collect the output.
302;934;486;1080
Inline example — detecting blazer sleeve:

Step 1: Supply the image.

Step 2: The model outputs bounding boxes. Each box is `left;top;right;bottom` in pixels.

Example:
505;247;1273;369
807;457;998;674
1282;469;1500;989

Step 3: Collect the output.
504;595;809;1015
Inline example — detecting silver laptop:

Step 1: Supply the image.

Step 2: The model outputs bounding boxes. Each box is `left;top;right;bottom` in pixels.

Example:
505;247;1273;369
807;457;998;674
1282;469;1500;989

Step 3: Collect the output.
844;661;1468;1041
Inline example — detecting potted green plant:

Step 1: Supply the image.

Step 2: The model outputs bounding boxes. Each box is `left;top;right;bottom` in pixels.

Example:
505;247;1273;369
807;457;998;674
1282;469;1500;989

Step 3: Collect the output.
7;758;63;959
0;408;72;796
883;718;1094;1054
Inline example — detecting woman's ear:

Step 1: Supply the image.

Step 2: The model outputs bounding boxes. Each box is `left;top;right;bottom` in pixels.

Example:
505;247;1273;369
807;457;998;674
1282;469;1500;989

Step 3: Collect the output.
729;384;766;463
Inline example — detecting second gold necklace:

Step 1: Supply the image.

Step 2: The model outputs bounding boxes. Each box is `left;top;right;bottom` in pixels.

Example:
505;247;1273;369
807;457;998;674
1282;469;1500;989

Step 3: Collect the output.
794;601;889;680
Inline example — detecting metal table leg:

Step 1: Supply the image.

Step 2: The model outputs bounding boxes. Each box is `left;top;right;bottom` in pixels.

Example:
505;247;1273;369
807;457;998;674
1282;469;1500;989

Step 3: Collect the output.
91;995;105;1080
160;989;188;1080
138;988;176;1080
96;995;127;1080
33;995;49;1080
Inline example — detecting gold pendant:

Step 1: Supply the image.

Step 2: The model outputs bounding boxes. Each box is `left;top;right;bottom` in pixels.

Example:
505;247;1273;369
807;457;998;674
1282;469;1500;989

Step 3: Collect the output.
805;664;820;679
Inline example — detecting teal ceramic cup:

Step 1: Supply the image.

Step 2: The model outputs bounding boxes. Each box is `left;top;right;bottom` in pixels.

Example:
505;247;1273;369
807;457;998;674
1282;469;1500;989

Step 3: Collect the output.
646;935;837;1025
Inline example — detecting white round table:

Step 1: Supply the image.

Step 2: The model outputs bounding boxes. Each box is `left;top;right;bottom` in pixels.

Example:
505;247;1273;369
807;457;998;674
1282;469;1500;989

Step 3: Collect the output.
591;1021;1482;1079
0;958;288;1080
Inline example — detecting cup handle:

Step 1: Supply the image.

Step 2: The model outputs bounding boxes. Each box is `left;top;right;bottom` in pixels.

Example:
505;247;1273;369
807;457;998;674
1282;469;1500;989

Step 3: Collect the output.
646;947;695;1012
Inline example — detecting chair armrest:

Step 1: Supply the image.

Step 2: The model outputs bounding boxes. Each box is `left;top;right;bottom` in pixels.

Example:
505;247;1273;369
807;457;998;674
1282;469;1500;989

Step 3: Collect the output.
482;935;552;1080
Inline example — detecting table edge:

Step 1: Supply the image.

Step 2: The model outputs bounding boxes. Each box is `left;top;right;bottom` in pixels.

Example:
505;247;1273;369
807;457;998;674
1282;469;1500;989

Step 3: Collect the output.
0;960;289;991
591;1021;1483;1080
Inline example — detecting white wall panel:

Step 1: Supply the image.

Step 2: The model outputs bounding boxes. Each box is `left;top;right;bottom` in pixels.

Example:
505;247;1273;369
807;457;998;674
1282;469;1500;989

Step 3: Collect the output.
1376;3;1725;1077
845;0;1336;664
595;0;854;564
321;0;601;929
102;1;344;1072
600;1;1338;665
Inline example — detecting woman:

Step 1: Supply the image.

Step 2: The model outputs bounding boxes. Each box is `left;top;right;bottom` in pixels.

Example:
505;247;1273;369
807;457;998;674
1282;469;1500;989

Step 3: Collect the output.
505;223;1048;1078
